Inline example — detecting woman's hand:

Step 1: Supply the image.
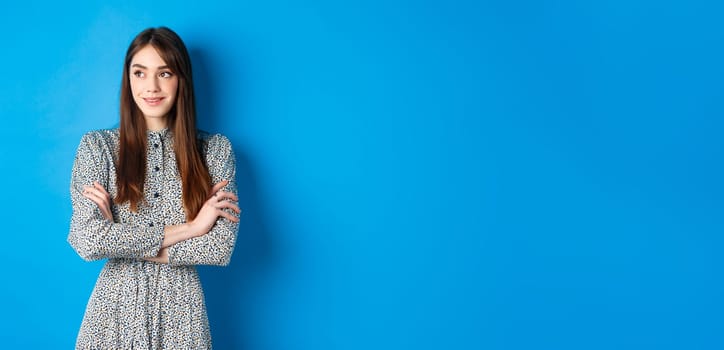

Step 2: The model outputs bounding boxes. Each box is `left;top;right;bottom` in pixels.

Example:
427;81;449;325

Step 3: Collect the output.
188;180;241;237
82;181;113;221
144;247;169;263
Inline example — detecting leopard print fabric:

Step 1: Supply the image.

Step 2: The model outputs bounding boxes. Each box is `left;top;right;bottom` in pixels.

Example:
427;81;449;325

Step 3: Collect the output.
68;128;239;349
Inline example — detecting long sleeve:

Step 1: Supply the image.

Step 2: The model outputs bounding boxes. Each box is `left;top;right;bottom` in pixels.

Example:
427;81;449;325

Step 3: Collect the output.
168;134;240;266
67;132;164;261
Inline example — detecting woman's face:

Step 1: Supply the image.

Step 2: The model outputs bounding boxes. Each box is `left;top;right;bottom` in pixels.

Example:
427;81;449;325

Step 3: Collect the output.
129;45;178;129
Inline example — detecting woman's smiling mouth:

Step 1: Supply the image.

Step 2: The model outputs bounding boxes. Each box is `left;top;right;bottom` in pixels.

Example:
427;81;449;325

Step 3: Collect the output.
143;97;165;106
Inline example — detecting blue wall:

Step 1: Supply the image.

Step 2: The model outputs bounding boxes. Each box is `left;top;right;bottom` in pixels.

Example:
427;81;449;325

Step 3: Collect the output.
1;1;723;349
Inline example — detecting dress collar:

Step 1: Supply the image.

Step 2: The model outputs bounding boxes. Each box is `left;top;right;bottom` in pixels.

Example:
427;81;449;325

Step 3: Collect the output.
146;127;169;138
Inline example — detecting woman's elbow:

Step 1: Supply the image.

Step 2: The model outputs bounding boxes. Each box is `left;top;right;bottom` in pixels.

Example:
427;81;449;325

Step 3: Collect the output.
204;249;233;266
69;239;102;262
68;229;105;262
216;254;232;266
206;235;236;266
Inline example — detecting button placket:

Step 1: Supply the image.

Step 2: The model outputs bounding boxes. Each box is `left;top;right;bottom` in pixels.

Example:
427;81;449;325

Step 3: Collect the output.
149;133;163;203
147;132;164;228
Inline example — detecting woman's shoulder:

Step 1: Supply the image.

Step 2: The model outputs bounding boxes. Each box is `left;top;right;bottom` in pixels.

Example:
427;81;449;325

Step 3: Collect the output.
77;128;120;151
197;130;233;150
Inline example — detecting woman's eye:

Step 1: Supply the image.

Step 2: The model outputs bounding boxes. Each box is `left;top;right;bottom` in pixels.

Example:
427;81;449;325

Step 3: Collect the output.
159;71;173;78
133;71;145;78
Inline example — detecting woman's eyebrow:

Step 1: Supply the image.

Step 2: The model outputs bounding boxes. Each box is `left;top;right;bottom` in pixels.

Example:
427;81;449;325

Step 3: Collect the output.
131;64;170;70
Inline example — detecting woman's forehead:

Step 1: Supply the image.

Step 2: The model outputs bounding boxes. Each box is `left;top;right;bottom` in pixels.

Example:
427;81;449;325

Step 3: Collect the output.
130;45;169;68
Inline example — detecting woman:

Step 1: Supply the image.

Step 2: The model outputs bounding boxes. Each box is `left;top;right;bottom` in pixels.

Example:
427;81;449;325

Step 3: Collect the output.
68;27;240;349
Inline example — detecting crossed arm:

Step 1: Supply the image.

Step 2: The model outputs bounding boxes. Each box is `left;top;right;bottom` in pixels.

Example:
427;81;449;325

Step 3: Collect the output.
81;180;240;264
68;132;241;266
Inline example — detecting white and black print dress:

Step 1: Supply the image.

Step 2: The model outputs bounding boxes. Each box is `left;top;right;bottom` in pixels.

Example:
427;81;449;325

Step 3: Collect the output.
68;128;239;350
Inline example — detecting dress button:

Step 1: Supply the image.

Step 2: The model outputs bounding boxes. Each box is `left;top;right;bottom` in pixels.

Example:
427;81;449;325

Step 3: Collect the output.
154;143;159;148
154;192;160;198
154;166;160;172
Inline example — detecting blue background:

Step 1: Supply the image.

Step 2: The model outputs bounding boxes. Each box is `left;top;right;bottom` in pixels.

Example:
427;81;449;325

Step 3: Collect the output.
1;1;722;349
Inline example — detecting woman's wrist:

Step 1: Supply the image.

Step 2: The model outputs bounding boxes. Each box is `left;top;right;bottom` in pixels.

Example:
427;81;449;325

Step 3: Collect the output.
162;222;197;248
144;247;169;263
183;221;200;238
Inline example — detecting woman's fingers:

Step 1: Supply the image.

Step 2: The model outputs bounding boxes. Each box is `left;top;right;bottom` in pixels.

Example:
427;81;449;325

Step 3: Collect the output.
209;191;240;216
211;191;238;202
99;207;113;221
84;183;111;203
83;193;112;220
83;184;113;221
82;191;103;207
216;208;240;222
93;181;111;200
83;186;107;204
209;180;229;198
215;200;241;214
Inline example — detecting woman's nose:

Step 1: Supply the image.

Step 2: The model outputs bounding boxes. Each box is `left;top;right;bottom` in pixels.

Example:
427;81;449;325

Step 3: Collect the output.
146;77;160;92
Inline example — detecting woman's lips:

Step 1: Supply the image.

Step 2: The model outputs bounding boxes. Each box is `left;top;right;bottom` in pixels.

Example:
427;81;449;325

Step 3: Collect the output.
143;97;165;106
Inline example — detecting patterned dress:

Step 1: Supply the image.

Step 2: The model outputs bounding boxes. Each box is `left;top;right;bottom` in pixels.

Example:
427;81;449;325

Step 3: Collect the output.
68;128;239;350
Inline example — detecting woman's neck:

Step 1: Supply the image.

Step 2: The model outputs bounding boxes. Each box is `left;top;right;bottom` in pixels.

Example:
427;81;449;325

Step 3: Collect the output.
145;116;168;131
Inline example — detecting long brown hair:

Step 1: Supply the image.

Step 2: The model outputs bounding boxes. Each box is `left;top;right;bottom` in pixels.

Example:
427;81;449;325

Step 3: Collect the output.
116;27;211;220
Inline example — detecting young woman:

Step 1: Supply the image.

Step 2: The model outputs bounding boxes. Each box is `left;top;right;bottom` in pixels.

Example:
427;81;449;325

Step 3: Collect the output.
68;27;240;349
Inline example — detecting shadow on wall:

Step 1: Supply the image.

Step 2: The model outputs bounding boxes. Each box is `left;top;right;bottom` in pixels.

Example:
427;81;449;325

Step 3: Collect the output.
190;47;277;349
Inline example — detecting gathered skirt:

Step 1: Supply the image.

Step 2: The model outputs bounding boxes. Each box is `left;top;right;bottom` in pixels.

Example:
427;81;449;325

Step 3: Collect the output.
75;259;212;349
